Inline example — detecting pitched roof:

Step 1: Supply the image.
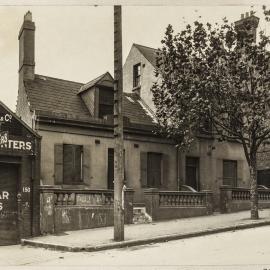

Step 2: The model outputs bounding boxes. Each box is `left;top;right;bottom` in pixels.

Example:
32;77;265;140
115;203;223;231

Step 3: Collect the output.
133;43;158;68
78;72;113;94
24;74;156;126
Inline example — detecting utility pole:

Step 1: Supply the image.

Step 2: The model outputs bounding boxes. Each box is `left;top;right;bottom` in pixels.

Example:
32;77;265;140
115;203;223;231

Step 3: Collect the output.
113;5;125;241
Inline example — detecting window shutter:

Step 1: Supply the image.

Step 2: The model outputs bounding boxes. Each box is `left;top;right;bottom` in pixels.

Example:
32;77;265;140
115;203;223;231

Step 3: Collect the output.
54;144;63;185
140;152;148;188
63;144;74;184
161;154;169;189
74;145;83;182
83;145;91;184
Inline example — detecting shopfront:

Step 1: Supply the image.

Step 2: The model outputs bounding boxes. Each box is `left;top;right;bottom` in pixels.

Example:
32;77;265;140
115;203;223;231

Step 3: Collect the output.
0;101;40;245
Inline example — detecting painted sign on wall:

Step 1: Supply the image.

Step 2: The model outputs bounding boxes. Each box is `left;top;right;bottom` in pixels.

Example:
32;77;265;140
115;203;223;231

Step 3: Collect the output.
0;105;35;155
0;131;8;146
0;191;9;211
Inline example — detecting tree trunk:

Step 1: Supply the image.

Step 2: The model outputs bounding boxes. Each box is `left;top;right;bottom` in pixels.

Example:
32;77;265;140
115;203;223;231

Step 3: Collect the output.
249;158;259;219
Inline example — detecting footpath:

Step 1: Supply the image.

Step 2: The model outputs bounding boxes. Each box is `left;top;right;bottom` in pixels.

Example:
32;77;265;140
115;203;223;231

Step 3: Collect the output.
22;209;270;252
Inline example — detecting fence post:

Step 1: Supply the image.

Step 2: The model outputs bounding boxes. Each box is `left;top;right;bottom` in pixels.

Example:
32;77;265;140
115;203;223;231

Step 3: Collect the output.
144;188;159;221
202;190;214;215
220;185;232;213
124;188;134;224
39;186;58;234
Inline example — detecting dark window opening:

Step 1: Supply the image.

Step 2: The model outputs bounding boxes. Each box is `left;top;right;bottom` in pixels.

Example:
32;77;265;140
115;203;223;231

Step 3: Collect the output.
107;148;126;189
257;169;270;188
147;152;162;188
133;63;141;88
99;87;113;119
223;160;237;187
185;157;200;191
63;144;83;184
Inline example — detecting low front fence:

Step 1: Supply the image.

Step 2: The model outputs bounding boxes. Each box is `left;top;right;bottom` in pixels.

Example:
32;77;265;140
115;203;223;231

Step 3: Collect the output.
40;186;134;234
144;189;213;221
220;185;270;213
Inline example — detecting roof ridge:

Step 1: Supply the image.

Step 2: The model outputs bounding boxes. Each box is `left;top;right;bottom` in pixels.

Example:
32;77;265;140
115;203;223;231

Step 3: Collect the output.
35;74;84;85
133;43;157;51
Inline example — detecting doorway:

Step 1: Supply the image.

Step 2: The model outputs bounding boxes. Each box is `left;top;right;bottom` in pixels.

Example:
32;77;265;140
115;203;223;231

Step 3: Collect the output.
0;163;19;245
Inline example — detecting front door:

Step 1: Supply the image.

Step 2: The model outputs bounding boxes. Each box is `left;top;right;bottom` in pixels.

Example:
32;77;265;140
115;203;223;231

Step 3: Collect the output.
0;163;19;245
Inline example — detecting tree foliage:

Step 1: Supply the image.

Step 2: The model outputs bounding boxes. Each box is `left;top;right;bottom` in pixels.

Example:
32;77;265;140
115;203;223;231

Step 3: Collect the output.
152;10;270;219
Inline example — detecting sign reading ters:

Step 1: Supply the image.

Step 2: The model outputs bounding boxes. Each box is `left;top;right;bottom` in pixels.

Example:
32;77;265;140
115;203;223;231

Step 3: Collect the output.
0;139;32;152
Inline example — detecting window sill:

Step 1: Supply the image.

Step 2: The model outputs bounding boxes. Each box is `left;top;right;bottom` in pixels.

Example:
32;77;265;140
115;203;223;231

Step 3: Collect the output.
132;85;141;92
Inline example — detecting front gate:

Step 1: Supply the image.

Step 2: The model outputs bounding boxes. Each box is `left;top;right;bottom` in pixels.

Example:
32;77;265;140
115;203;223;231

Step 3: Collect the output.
0;163;19;245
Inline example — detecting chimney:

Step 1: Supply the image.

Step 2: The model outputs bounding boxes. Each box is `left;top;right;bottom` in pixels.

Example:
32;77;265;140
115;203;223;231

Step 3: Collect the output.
18;11;35;81
235;11;259;43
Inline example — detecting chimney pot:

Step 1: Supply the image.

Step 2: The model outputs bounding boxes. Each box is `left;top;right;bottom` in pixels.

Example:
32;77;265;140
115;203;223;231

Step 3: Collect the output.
241;14;244;19
246;12;249;18
24;11;32;22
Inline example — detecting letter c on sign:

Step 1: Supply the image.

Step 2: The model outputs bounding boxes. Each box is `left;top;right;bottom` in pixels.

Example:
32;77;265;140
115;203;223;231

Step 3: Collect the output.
4;114;12;122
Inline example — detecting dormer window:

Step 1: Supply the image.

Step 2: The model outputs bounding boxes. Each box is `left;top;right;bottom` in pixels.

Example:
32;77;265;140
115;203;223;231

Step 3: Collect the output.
133;63;141;88
99;86;114;118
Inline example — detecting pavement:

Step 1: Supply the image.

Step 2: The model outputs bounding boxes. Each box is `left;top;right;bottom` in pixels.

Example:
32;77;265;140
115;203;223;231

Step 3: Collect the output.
22;209;270;252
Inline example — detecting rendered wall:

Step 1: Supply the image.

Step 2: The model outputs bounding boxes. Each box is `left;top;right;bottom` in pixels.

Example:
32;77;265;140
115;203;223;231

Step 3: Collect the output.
179;138;250;209
123;46;156;112
37;126;178;203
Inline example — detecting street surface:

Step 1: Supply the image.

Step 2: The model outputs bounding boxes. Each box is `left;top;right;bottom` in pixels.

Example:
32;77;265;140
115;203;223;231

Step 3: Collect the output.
0;226;270;270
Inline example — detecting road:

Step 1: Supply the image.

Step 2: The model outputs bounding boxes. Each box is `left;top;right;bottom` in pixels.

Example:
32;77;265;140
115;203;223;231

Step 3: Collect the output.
0;226;270;270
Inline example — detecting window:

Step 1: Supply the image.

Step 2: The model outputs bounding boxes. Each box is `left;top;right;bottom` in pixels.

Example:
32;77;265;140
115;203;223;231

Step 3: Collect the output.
133;63;141;88
99;87;113;118
257;169;270;188
107;148;126;189
107;148;114;189
185;157;200;191
223;160;237;187
63;144;83;184
147;152;162;188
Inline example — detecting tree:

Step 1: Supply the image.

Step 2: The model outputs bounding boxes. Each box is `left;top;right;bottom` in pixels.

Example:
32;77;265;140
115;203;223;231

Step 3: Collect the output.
151;10;270;219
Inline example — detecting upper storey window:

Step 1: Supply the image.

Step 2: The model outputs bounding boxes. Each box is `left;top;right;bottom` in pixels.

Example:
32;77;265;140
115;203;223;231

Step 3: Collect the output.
133;63;141;88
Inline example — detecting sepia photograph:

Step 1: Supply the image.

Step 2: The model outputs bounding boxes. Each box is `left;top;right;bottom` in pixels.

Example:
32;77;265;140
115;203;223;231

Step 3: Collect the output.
0;0;270;269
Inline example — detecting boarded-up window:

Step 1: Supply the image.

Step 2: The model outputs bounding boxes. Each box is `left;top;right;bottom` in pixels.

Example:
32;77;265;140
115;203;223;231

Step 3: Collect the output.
223;160;237;187
63;144;83;184
186;157;200;191
147;152;162;188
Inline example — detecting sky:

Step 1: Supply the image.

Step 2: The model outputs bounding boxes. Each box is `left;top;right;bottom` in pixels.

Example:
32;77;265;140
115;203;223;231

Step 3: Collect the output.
0;2;270;111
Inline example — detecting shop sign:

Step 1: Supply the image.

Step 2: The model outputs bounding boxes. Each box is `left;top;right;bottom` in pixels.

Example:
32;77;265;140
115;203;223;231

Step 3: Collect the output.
0;131;8;146
0;139;33;152
0;113;12;123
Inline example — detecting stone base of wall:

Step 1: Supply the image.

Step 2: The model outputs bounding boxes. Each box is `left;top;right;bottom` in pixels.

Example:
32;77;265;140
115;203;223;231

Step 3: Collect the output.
54;206;114;232
155;207;211;220
40;186;134;234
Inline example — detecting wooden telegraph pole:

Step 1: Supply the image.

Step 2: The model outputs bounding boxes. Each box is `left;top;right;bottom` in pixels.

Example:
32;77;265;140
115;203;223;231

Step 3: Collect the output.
113;5;125;241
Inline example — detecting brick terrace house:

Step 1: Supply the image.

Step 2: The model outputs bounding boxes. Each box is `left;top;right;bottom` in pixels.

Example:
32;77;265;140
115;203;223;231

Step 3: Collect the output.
16;11;179;220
